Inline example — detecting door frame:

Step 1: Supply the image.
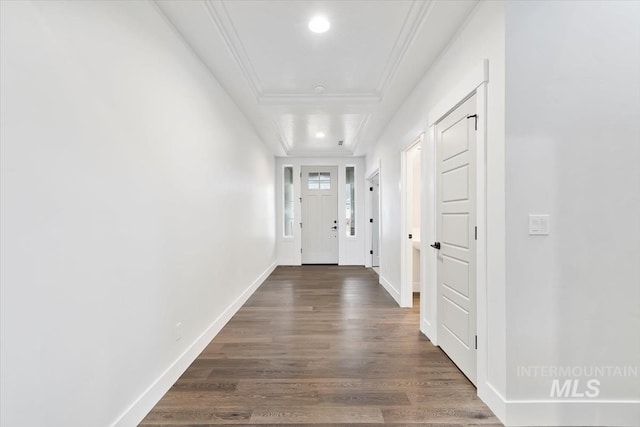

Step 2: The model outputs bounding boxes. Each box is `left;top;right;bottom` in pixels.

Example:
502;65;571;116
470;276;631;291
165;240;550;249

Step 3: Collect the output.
400;135;424;308
366;167;381;269
300;165;339;264
422;60;489;392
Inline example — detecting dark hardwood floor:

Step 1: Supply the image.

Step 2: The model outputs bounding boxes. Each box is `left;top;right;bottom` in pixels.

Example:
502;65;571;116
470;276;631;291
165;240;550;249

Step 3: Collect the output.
140;265;501;426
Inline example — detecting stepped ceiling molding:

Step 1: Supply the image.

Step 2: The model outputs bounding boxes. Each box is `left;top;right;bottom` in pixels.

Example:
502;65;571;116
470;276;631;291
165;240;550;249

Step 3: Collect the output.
156;0;478;156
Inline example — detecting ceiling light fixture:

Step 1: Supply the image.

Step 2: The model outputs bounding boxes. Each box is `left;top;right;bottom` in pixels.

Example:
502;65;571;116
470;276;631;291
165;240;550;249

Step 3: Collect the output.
315;132;326;138
308;16;330;34
314;84;326;94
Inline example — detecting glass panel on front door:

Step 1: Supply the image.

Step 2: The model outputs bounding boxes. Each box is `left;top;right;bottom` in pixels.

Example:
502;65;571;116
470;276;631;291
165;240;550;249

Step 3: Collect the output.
346;166;356;236
308;172;331;190
283;166;294;237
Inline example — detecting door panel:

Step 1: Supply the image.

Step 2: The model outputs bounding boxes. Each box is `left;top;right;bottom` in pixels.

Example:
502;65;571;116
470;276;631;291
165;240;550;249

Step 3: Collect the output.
436;94;477;385
442;255;469;297
441;119;469;160
442;166;469;202
442;296;470;345
302;166;338;264
442;214;469;248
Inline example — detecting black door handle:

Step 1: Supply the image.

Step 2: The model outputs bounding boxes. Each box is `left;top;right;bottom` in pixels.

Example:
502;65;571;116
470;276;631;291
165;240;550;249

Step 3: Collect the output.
430;242;441;250
331;226;337;230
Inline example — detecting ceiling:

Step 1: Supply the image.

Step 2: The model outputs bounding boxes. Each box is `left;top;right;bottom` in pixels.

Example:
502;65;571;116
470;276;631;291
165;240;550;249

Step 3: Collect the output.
155;0;478;157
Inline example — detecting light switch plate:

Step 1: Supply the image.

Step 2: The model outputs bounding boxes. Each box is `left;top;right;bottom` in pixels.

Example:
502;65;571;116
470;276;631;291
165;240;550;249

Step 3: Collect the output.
529;214;550;235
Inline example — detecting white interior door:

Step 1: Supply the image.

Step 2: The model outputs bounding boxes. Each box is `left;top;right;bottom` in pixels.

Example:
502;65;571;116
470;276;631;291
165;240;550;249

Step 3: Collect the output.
434;94;477;385
371;173;380;267
301;166;338;264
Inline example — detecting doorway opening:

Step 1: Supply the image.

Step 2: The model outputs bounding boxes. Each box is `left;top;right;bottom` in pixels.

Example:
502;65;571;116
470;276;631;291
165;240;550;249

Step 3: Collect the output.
369;171;380;274
401;137;423;308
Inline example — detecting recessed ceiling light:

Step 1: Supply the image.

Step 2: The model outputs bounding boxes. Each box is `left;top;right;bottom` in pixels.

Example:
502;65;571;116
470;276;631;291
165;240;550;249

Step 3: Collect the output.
308;16;330;33
315;132;326;138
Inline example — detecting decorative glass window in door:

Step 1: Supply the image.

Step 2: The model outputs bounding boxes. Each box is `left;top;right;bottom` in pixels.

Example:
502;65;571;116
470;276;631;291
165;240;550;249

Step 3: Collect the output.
308;172;331;190
283;166;294;237
346;166;356;236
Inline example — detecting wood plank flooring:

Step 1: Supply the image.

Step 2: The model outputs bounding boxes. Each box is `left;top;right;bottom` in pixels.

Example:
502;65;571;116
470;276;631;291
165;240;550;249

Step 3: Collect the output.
140;266;501;426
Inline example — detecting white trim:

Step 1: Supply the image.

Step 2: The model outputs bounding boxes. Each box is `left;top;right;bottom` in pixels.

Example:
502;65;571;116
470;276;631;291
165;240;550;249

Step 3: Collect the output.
110;261;277;427
379;274;400;305
374;0;434;96
475;80;490;401
478;383;640;427
366;165;381;270
479;381;507;425
504;401;640;427
276;157;366;267
400;135;423;308
364;169;379;268
260;93;380;105
427;59;489;126
423;58;490;404
421;125;438;343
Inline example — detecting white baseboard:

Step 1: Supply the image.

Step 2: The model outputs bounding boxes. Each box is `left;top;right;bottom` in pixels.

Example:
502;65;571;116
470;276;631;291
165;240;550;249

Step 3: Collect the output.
479;382;640;426
110;261;277;427
504;399;640;426
420;318;437;345
478;381;507;425
379;274;400;305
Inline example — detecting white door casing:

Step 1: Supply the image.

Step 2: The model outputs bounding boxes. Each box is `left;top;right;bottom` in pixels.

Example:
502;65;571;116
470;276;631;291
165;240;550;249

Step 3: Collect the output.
301;166;338;264
400;137;423;307
435;94;477;385
371;173;380;267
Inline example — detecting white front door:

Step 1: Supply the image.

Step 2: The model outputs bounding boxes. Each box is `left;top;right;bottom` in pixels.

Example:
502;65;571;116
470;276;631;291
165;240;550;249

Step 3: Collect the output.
301;166;338;264
435;94;477;385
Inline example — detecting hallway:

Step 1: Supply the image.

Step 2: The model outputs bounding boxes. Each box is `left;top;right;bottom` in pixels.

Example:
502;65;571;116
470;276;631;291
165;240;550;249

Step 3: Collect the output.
140;266;500;426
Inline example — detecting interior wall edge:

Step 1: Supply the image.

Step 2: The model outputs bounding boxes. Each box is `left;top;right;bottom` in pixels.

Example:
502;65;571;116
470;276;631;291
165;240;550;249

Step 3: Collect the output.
379;274;400;306
110;261;277;427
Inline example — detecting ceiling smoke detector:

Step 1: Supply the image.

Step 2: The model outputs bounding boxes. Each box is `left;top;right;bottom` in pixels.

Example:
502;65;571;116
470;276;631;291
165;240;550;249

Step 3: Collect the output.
314;84;325;94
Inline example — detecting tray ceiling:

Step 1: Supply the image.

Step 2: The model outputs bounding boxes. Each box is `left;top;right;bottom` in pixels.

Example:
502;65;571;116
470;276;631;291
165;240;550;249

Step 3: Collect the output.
156;0;478;156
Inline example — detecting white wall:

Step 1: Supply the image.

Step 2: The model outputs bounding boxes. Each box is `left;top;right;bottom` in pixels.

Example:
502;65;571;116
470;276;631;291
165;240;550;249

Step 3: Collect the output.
504;1;640;425
365;0;506;401
0;2;276;426
275;157;366;266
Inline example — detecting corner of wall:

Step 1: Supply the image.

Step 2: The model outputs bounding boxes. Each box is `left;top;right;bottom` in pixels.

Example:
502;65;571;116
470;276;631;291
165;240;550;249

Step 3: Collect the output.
110;261;277;427
378;274;400;305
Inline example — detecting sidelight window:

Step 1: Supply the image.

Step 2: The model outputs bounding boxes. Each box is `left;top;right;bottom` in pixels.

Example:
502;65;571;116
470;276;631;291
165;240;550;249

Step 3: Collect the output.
346;166;356;236
283;166;294;237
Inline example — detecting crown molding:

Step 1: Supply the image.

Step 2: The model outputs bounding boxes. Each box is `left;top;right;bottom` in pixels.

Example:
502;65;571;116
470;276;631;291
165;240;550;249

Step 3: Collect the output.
205;0;433;104
285;150;357;158
270;118;292;153
348;113;373;155
259;93;381;106
204;0;263;101
273;112;372;156
375;0;434;97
